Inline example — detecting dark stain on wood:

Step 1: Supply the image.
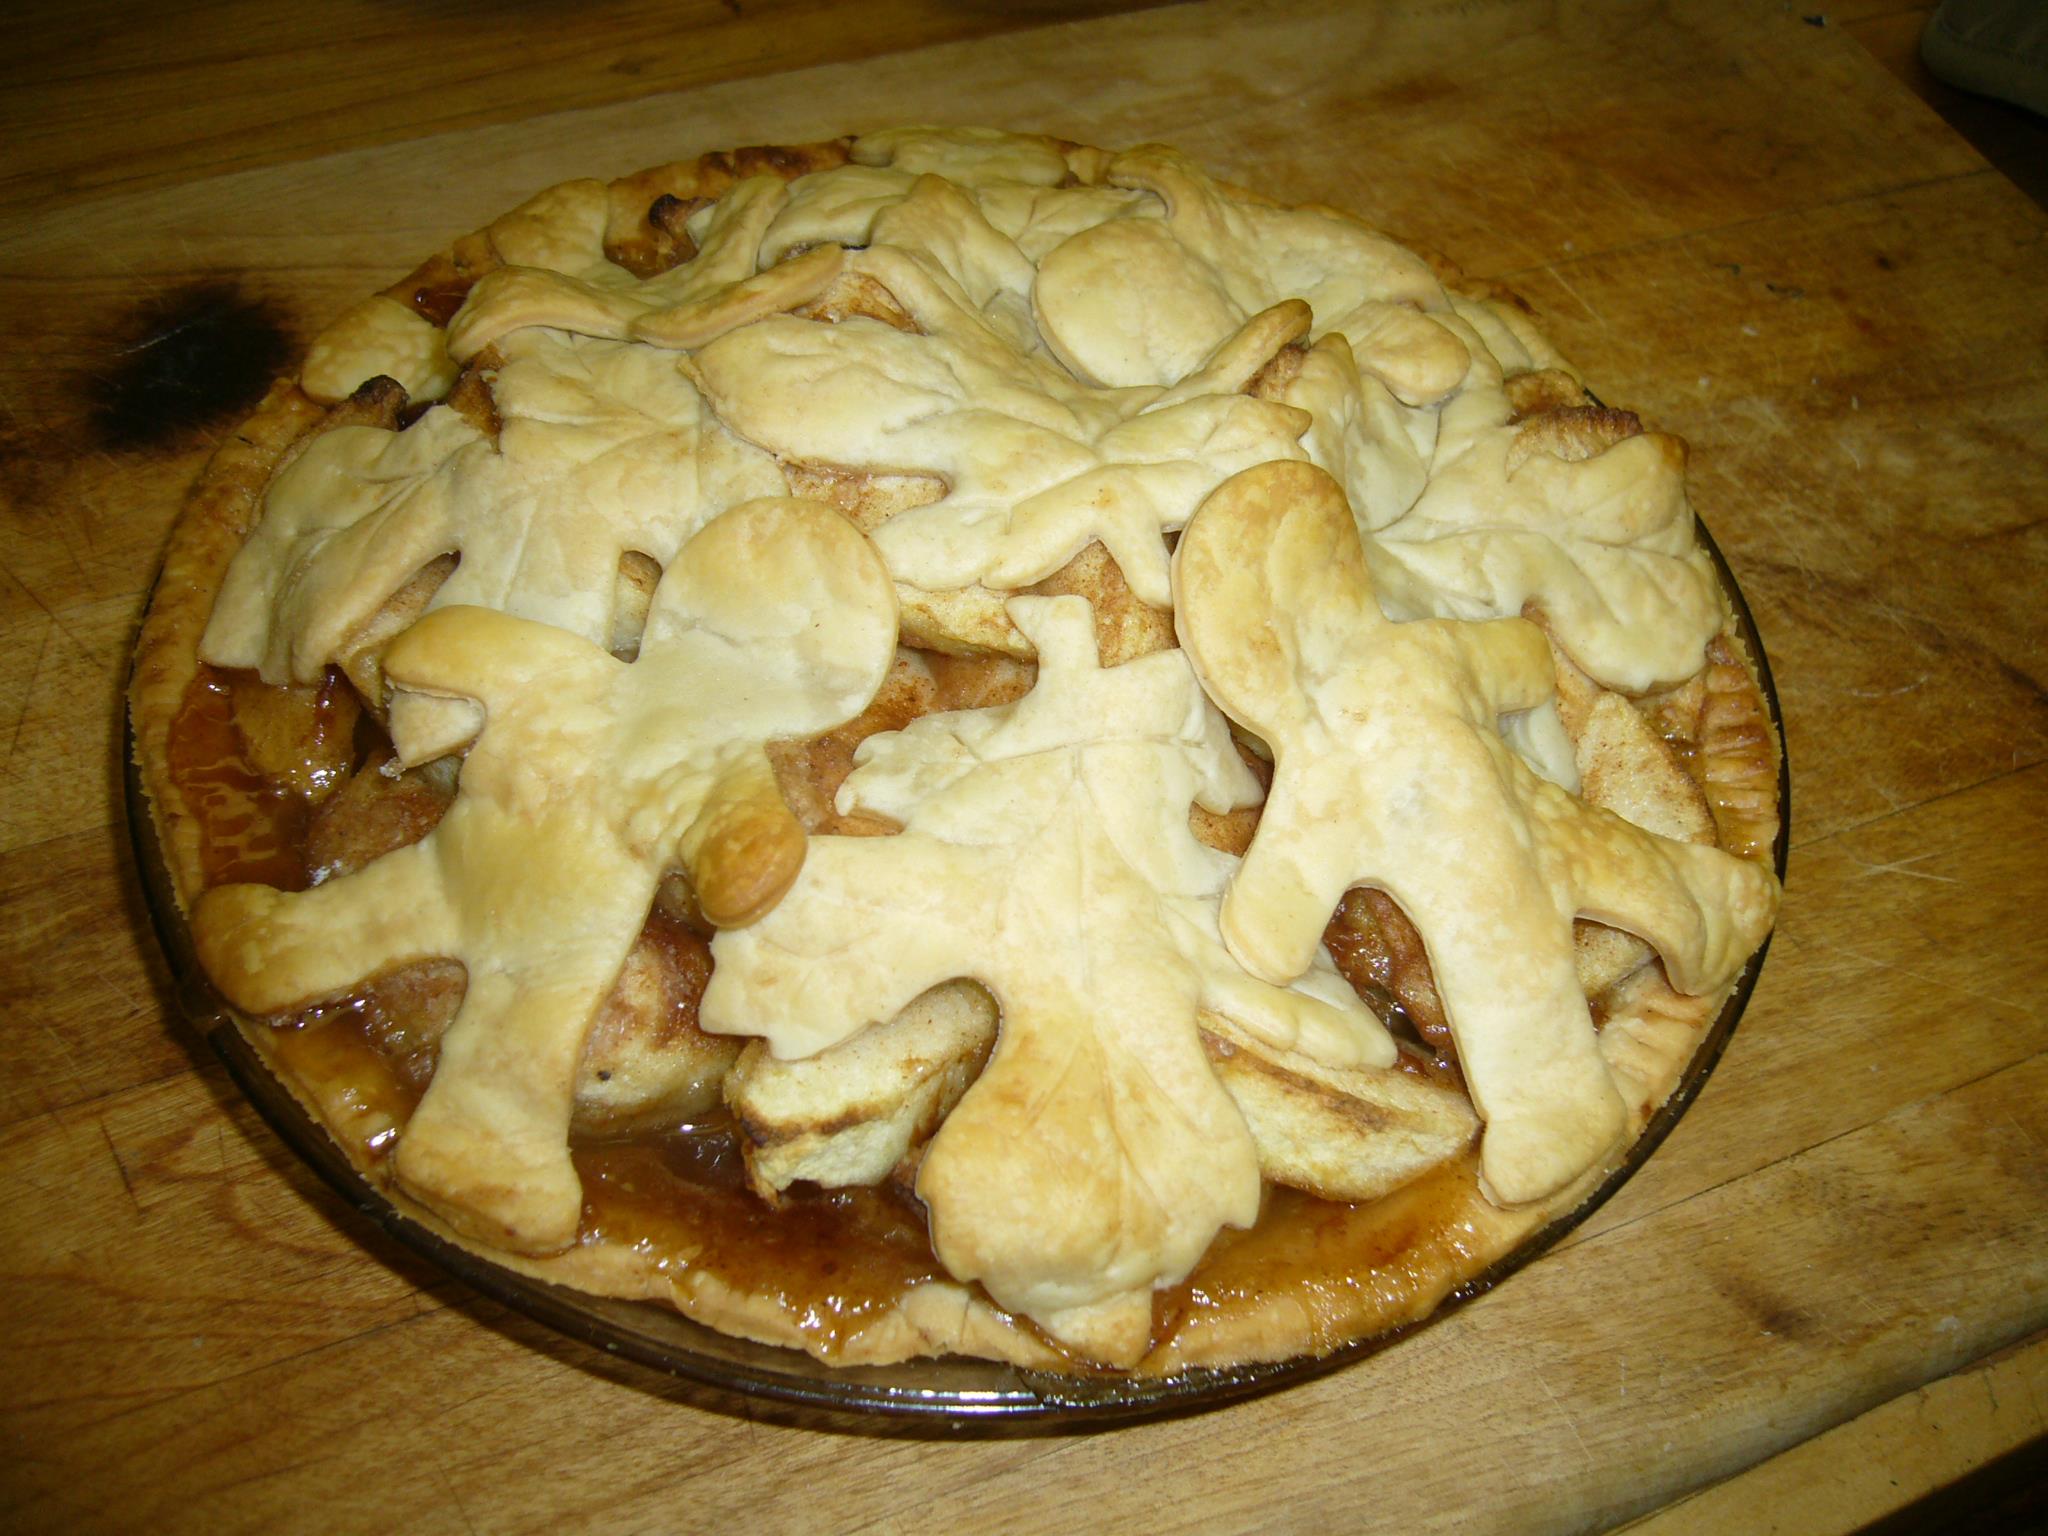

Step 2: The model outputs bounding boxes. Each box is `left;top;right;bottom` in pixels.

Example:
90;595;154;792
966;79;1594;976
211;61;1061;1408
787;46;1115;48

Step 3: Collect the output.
1721;1272;1820;1341
1374;75;1457;112
1992;655;2048;713
90;280;292;452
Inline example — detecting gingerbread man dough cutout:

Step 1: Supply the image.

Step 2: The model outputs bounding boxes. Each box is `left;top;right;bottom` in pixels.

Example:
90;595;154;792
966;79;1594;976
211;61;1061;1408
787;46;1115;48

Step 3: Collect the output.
1173;461;1779;1206
194;498;898;1251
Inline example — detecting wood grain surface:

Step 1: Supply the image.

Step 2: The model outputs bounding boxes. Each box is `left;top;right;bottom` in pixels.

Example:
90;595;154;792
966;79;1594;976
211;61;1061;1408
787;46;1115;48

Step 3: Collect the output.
2;1;2044;1531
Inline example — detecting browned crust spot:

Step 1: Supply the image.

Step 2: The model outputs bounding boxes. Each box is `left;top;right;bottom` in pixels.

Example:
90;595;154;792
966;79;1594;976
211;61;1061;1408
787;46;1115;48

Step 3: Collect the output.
1504;367;1592;420
1505;403;1643;475
1699;632;1783;862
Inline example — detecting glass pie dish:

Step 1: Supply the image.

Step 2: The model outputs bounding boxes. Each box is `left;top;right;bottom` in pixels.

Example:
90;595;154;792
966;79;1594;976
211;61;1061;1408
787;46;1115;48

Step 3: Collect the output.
124;127;1789;1422
125;522;1785;1427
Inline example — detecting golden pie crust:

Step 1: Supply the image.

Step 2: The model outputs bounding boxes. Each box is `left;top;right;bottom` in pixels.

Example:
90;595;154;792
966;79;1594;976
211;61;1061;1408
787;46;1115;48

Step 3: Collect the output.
131;129;1782;1374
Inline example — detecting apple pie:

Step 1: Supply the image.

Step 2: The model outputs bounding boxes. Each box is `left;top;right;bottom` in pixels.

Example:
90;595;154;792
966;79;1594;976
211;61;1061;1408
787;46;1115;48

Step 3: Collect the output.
130;127;1782;1374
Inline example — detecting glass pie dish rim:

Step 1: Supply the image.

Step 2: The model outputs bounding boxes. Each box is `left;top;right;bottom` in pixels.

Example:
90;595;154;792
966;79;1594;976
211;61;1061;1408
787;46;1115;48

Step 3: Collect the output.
124;516;1788;1428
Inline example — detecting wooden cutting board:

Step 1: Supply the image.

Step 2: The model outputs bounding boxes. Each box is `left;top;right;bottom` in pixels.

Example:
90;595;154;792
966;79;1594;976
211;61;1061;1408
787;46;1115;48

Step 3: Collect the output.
2;1;2044;1530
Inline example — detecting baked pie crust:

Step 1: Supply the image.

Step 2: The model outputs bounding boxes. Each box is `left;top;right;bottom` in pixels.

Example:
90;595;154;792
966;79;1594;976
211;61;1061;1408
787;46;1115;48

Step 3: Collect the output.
130;128;1782;1375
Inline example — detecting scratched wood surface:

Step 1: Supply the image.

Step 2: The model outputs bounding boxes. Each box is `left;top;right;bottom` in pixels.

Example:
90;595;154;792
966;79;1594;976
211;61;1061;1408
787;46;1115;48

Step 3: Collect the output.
1;1;2044;1531
0;0;1175;211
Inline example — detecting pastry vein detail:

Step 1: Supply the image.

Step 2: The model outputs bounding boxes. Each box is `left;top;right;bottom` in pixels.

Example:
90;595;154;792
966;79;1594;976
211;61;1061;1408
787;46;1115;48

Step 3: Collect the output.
203;329;787;761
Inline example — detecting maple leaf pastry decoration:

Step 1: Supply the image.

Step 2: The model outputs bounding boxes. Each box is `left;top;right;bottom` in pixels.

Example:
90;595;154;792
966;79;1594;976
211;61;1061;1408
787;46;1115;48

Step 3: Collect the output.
192;498;898;1251
199;185;814;764
1173;460;1781;1206
689;174;1317;614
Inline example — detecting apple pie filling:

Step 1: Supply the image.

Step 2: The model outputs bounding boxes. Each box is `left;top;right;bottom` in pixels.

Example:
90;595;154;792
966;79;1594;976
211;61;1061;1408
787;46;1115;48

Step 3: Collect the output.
134;127;1781;1372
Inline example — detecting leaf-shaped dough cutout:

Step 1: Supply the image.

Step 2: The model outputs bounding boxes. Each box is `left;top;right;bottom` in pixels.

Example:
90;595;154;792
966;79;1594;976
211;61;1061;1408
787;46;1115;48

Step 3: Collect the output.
691;178;1313;611
202;328;787;761
448;175;844;361
1035;143;1469;407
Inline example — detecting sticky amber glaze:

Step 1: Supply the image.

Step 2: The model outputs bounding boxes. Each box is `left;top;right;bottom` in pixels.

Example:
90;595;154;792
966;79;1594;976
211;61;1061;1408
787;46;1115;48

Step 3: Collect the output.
262;1005;947;1353
166;664;317;888
578;1141;947;1351
1155;1163;1490;1360
266;988;1494;1363
172;659;986;1352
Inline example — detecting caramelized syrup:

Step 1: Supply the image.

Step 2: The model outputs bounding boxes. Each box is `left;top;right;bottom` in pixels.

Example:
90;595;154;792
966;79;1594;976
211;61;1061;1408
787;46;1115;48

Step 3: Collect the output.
265;1004;944;1353
577;1140;944;1352
165;665;312;889
1155;1166;1484;1357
